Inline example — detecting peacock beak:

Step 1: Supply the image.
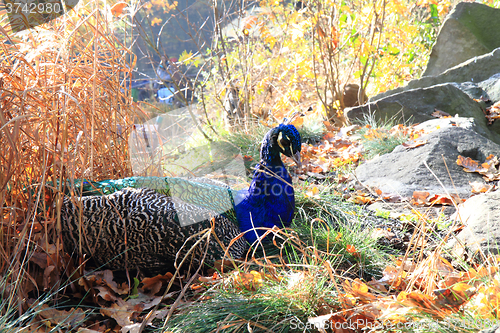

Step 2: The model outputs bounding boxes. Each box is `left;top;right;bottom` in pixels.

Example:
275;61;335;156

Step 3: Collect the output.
292;151;302;168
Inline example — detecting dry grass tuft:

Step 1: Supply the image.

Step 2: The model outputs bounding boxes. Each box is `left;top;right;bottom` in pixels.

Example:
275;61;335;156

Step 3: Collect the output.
0;1;137;314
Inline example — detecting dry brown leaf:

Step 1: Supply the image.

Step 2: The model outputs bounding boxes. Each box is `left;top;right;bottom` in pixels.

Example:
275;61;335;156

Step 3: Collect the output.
343;278;377;302
428;193;463;206
95;285;118;302
457;154;500;181
348;194;374;205
38;304;85;328
431;109;451;118
141;272;173;296
43;265;57;291
100;299;134;328
457;155;484;173
412;191;429;205
470;181;494;194
485;101;500;124
402;139;428;149
30;252;48;269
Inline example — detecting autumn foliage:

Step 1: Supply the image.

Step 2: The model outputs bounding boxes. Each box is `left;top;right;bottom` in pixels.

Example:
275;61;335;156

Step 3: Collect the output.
2;0;500;332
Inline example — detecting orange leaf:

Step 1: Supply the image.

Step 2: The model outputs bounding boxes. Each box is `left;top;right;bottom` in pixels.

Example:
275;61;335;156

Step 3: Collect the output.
428;193;462;205
111;2;127;16
470;181;494;194
291;116;304;127
346;244;360;257
412;191;429;205
402;139;428;149
457;155;482;172
141;273;173;295
243;15;258;30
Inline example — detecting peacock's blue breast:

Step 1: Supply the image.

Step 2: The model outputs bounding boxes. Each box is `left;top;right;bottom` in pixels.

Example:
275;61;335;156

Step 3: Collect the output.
234;163;295;243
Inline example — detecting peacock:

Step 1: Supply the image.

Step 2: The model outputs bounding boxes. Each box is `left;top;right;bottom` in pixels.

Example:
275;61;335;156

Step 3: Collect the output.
61;122;302;273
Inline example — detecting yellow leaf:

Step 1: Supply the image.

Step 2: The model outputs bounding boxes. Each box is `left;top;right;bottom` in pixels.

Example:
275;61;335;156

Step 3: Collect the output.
151;17;163;26
291;89;302;102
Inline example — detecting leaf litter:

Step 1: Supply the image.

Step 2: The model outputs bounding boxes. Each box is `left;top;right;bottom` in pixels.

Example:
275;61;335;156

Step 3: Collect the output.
16;120;500;332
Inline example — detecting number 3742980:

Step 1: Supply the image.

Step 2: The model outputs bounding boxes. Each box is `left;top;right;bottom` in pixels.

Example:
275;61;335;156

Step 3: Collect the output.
5;2;63;14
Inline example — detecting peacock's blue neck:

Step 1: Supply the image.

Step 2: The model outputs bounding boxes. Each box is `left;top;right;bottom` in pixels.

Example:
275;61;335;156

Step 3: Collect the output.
234;155;295;244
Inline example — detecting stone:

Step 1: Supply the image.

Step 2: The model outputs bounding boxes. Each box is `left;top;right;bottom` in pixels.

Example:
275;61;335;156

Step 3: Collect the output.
326;83;368;127
414;116;483;135
355;126;500;198
423;2;500;77
479;73;500;103
345;83;500;144
371;47;500;102
449;191;500;259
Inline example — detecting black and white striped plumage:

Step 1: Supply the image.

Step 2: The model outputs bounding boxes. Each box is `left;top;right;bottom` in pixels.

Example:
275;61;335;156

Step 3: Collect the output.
61;122;302;274
62;188;247;272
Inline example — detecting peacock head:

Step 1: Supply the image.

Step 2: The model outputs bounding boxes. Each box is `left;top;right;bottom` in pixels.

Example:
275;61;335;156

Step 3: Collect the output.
261;123;302;167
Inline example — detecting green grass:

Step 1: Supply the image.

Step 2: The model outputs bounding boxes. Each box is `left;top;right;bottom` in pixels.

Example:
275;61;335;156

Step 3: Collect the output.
163;180;394;332
293;185;392;279
165;280;326;333
356;114;410;159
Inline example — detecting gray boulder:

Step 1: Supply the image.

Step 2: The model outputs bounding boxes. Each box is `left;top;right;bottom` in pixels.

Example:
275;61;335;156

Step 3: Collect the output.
355;125;500;198
449;191;500;259
414;116;485;134
372;48;500;102
479;73;500;103
345;83;500;144
424;2;500;77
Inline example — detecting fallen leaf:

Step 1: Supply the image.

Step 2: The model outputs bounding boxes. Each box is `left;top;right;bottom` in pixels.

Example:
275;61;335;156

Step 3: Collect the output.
346;244;360;257
38;304;85;328
412;191;430;205
485;101;500;124
428;193;463;205
457;154;500;181
305;186;320;198
431;109;451;118
402;139;428;149
141;273;173;296
232;271;263;291
470;181;494;194
371;228;396;241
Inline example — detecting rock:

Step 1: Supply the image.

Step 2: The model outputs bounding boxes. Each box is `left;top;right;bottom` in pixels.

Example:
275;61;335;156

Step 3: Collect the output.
367;201;455;220
479;73;500;103
372;47;500;102
345;83;500;144
413;116;482;134
449;191;500;259
326;83;368;126
423;2;500;77
355;125;500;198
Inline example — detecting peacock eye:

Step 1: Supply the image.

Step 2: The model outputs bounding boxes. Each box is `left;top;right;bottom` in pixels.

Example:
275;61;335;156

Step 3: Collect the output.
280;138;290;147
277;131;291;151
